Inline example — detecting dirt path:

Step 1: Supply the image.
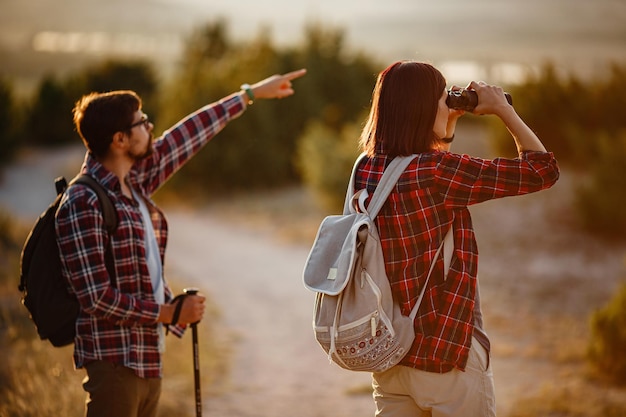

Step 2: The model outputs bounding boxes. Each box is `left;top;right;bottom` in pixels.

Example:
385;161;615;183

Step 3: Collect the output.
166;210;375;417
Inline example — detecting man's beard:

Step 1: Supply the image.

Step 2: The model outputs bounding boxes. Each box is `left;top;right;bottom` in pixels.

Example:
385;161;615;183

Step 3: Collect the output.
131;135;155;161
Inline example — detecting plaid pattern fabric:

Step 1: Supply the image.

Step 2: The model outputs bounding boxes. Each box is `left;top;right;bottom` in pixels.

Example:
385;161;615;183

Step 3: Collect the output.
355;150;559;372
56;93;245;378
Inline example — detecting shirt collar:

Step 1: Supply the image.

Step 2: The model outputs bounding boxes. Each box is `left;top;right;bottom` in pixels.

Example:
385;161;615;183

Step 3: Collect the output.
81;152;122;193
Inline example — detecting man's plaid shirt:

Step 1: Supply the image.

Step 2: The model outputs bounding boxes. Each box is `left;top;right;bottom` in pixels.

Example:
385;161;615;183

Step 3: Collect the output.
56;93;245;378
354;150;559;373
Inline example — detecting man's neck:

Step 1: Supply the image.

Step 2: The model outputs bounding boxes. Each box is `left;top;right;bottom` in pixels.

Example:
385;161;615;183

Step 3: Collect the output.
99;154;134;198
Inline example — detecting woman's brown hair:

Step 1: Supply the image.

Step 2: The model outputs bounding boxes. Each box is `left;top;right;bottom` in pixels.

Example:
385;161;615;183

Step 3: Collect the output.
359;61;446;157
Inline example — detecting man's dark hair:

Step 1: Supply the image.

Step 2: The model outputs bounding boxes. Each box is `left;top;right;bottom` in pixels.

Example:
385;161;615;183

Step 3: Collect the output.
73;90;142;159
359;61;446;157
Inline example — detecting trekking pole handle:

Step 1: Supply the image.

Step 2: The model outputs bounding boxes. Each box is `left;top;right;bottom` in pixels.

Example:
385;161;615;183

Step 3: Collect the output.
184;287;199;296
184;287;201;326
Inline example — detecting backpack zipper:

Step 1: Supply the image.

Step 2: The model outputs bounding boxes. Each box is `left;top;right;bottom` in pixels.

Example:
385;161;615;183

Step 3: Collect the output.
370;311;378;337
362;269;395;337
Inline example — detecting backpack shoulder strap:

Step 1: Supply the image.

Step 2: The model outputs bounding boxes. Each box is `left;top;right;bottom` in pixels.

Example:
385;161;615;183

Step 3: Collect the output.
343;154;417;217
366;155;417;219
71;174;118;234
69;174;118;287
342;153;368;215
408;225;452;320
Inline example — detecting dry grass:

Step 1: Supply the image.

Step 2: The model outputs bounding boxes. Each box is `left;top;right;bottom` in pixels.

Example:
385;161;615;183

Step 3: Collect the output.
0;288;229;417
508;379;626;417
0;289;85;417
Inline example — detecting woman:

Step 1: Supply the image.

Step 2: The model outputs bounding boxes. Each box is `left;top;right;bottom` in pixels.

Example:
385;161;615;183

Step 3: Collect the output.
355;61;559;416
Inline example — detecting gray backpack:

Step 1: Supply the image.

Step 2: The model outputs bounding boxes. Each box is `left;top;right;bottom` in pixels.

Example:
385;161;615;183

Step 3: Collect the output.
303;154;452;372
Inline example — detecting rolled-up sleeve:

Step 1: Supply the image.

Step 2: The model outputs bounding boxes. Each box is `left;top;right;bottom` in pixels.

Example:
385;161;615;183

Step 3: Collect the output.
437;151;559;208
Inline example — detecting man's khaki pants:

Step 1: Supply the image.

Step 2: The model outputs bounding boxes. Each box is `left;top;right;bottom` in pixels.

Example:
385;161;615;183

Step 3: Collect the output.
372;338;496;417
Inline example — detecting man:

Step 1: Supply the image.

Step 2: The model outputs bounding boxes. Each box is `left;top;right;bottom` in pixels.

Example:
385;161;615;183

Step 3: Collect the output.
55;68;306;417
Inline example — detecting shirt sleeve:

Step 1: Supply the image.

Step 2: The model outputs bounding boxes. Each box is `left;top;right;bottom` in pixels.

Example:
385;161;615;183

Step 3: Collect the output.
134;92;246;195
56;185;161;325
435;151;560;208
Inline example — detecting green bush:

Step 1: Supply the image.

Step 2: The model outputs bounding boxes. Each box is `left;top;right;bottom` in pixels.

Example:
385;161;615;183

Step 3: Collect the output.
157;25;302;192
488;63;626;239
76;60;160;124
21;60;158;147
22;75;77;146
295;120;361;212
489;62;626;169
0;78;20;166
575;130;626;237
157;21;377;194
588;281;626;385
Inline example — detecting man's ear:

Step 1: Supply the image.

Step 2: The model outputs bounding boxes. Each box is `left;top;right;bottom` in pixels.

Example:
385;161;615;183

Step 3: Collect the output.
110;131;128;150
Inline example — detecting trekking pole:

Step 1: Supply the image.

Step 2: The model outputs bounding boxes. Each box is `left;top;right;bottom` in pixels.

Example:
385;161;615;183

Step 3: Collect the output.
184;287;202;417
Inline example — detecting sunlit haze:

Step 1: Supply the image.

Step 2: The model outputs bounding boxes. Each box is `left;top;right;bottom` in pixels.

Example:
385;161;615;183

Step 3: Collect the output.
1;0;625;91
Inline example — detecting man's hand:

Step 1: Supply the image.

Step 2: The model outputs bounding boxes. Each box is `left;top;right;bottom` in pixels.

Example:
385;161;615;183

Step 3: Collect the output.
250;69;307;100
177;294;206;324
159;294;206;325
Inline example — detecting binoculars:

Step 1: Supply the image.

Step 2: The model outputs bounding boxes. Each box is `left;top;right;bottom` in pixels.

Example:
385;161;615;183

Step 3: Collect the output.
446;89;513;111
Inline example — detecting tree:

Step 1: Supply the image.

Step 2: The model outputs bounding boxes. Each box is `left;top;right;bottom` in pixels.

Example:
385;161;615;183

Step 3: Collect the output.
0;78;19;165
22;60;158;147
158;21;378;195
23;75;75;146
77;60;159;120
295;120;361;212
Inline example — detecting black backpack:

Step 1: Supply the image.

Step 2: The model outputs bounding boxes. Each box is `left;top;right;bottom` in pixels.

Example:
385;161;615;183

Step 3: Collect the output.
18;174;118;347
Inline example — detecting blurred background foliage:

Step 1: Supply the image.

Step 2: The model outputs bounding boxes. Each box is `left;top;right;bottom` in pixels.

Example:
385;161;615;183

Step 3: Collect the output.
1;20;626;233
487;62;626;238
588;281;626;386
158;21;376;193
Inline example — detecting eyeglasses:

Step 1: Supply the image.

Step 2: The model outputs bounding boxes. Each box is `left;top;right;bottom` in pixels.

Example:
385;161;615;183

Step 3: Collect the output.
128;115;150;130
